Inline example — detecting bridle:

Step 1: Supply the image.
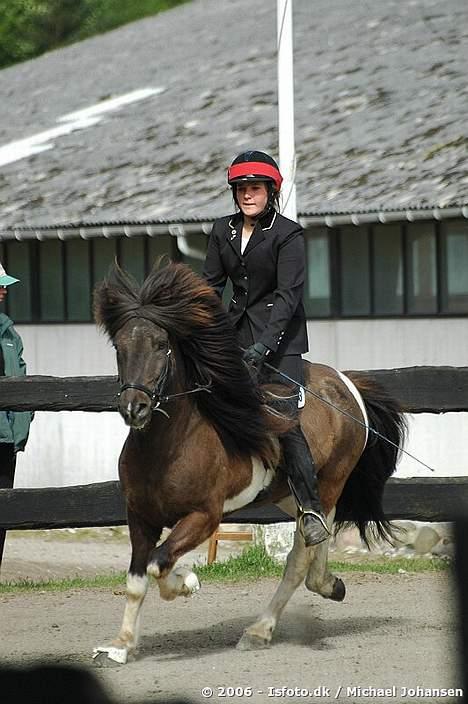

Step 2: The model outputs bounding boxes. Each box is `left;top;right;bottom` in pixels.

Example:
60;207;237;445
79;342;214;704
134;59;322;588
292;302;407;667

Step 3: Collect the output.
118;347;212;418
118;348;173;412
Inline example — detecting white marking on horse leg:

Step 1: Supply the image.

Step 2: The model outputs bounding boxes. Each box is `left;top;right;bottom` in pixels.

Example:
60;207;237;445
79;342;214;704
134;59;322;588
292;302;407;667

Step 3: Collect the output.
93;573;148;664
223;457;274;514
238;527;312;649
157;566;201;601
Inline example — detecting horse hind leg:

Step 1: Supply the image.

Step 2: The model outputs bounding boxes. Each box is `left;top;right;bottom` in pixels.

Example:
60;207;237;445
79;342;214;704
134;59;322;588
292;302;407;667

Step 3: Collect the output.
304;507;346;602
237;521;313;651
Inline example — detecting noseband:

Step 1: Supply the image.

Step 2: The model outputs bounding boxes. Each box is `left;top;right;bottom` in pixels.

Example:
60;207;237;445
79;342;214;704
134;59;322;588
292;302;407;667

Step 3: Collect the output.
119;348;172;410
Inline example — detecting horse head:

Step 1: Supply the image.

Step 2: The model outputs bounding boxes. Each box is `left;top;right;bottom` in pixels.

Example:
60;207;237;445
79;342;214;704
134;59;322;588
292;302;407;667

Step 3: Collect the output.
93;261;176;430
114;317;171;429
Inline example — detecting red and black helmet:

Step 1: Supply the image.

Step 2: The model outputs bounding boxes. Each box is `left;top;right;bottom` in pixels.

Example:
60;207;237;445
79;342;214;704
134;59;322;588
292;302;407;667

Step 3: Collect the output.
227;151;283;192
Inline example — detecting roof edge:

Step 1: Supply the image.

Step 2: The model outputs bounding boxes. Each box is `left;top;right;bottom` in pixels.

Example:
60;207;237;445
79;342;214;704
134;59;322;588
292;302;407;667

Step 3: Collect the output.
1;204;467;240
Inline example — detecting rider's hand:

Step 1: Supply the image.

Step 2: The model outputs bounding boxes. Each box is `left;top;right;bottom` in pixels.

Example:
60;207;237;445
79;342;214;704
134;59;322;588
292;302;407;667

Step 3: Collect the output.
243;342;270;371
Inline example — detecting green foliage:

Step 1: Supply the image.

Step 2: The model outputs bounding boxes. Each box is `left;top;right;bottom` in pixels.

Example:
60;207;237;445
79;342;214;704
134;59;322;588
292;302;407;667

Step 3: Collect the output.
0;0;190;69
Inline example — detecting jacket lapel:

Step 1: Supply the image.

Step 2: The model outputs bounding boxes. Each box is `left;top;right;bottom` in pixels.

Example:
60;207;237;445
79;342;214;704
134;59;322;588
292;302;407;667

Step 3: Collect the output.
243;210;276;255
225;216;242;258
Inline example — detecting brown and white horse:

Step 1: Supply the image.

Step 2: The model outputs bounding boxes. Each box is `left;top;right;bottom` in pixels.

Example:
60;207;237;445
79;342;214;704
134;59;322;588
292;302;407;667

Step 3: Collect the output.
92;261;405;666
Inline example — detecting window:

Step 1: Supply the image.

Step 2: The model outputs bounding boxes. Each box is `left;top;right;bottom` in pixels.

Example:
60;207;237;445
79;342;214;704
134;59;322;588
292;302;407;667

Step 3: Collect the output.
440;220;468;313
304;227;331;317
406;223;437;314
66;239;91;321
177;234;208;276
119;237;146;283
39;240;64;321
92;239;117;287
2;219;467;323
339;226;370;315
148;235;176;271
373;224;404;315
5;241;32;322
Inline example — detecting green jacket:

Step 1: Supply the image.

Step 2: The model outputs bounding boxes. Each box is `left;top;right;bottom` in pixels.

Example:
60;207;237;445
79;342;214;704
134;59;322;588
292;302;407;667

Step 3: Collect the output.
0;314;33;451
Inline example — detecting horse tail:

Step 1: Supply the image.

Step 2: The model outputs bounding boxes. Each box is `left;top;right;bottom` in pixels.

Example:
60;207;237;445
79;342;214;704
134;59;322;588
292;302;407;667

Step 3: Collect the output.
334;373;407;547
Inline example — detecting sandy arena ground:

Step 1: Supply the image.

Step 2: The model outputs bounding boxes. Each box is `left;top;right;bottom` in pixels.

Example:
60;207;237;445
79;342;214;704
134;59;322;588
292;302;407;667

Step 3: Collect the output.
0;530;463;704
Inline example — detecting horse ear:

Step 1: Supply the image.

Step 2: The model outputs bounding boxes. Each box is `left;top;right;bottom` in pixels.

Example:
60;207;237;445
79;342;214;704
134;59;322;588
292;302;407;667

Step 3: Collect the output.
92;278;112;329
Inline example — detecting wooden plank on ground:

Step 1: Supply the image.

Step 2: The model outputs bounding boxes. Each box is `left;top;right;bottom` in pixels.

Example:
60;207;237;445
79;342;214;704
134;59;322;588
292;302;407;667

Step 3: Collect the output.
1;477;468;530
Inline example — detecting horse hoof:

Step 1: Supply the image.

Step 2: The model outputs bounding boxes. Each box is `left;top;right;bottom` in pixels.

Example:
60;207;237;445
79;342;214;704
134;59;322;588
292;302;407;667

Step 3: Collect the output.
237;632;271;651
330;577;346;602
182;571;201;596
92;646;128;667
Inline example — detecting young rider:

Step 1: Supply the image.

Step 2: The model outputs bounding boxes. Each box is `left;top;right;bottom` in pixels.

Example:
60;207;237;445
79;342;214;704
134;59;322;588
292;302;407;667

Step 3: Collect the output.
202;150;330;545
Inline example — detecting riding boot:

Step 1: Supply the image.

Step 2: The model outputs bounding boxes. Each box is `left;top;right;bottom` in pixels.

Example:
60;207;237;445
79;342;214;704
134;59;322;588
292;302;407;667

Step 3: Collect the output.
280;425;331;546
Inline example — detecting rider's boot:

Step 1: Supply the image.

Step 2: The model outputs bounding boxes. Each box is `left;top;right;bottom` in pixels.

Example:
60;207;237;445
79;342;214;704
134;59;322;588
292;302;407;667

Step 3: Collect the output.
280;425;331;546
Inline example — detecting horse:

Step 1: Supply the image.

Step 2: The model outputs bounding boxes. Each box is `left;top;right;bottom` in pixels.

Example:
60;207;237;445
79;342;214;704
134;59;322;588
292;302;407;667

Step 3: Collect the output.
92;260;406;666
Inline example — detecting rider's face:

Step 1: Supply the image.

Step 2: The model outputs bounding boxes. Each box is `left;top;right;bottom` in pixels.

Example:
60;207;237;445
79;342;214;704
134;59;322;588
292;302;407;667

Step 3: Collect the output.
236;182;268;218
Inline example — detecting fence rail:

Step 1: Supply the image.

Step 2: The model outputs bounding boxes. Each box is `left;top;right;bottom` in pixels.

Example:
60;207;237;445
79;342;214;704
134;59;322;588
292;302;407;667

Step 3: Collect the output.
0;366;467;412
1;366;468;535
1;477;468;531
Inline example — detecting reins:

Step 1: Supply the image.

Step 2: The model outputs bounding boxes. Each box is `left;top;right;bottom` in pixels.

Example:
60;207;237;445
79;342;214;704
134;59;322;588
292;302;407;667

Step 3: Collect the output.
260;358;436;473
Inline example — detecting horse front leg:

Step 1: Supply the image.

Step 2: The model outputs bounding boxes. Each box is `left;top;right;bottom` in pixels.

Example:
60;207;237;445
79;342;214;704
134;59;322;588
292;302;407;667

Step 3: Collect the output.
238;522;313;650
147;510;220;599
93;510;161;667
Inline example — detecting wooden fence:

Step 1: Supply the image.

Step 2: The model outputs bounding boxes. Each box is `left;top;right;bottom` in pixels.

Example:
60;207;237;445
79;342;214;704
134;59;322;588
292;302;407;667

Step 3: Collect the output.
1;366;468;533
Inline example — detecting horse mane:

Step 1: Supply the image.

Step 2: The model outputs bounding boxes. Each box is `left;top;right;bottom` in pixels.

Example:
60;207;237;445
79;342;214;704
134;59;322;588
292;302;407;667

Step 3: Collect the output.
94;260;278;461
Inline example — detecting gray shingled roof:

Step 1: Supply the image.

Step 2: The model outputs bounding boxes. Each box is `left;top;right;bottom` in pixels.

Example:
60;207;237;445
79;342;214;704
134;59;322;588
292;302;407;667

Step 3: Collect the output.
0;0;466;228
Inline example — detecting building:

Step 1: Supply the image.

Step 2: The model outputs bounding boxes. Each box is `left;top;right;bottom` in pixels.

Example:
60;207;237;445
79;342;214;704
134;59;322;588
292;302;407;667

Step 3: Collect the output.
0;0;466;486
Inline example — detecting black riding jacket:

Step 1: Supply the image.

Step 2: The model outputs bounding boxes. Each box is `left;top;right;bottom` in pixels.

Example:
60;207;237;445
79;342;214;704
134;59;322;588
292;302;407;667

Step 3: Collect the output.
202;209;308;356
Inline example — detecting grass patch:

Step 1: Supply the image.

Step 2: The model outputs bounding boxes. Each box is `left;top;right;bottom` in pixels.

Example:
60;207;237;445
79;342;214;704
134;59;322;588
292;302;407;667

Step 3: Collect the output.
0;547;450;594
195;544;284;582
0;572;126;594
327;557;449;574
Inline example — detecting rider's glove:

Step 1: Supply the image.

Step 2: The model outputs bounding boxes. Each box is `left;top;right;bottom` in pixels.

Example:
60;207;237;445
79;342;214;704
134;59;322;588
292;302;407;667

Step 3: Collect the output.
243;342;271;371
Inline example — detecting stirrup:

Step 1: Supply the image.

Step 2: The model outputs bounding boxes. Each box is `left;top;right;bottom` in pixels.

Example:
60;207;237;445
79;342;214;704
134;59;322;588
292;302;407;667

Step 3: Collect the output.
299;509;331;547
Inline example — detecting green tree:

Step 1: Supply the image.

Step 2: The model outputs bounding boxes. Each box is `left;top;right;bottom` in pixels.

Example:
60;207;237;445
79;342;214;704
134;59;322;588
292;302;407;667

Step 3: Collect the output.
0;0;92;67
0;0;191;69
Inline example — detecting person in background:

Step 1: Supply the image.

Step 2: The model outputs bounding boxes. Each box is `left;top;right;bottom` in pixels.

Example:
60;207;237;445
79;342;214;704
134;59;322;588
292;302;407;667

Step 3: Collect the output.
202;150;330;546
0;263;33;567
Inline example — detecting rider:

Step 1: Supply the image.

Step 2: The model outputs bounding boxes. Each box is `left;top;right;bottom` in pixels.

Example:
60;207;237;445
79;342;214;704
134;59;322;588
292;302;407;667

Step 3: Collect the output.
202;150;330;546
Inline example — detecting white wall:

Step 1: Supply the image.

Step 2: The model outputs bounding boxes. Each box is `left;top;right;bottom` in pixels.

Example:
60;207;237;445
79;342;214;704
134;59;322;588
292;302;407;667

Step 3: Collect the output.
12;319;468;487
305;319;468;479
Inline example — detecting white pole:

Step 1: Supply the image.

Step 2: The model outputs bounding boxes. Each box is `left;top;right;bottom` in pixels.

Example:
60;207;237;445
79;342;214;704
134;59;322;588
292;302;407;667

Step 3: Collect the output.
277;0;297;221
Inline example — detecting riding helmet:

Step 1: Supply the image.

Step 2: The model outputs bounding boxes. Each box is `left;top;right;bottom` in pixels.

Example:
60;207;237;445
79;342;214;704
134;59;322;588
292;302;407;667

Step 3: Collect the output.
227;151;283;192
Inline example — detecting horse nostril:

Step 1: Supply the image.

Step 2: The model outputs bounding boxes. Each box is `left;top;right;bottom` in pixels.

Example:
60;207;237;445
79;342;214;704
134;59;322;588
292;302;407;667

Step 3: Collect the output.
119;400;150;427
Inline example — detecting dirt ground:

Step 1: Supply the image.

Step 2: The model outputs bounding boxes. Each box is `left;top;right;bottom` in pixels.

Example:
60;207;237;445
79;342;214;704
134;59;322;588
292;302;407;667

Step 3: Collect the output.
0;531;463;704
